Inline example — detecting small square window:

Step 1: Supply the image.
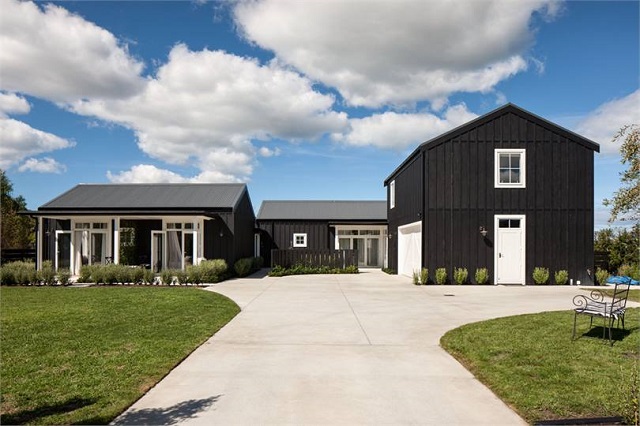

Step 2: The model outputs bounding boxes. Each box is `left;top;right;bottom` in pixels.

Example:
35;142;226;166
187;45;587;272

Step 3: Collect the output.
495;149;526;188
293;233;307;248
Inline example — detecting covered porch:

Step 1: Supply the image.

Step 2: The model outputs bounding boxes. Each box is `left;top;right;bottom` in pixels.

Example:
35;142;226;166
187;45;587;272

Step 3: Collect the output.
36;215;214;274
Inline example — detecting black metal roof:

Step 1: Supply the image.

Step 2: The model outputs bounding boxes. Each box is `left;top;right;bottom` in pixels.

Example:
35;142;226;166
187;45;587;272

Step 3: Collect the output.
257;200;387;221
38;183;247;211
384;103;600;185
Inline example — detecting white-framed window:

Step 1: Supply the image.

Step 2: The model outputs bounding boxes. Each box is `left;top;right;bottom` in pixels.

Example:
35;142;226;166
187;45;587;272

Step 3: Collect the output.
390;180;396;209
495;149;526;188
293;233;307;248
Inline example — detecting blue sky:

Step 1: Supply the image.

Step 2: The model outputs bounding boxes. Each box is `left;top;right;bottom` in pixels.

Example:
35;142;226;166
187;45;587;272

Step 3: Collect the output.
1;0;638;229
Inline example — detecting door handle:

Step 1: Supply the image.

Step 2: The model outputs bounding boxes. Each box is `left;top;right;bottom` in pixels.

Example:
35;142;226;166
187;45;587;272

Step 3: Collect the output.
499;253;502;258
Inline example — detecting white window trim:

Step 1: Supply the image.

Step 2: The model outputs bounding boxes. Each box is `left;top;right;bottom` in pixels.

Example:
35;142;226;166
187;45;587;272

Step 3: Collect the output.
390;180;396;209
293;233;307;248
495;149;526;188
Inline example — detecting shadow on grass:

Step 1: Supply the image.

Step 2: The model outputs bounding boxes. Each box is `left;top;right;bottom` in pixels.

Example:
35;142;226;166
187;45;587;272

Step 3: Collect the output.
1;397;96;425
111;396;221;425
575;325;638;343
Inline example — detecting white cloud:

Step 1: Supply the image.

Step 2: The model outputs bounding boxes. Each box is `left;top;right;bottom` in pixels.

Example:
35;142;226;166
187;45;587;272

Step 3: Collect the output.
0;92;30;116
333;104;478;150
107;164;190;183
234;0;558;107
73;44;348;182
258;146;281;157
18;157;66;174
106;163;244;184
0;0;145;103
0;117;74;169
576;90;640;155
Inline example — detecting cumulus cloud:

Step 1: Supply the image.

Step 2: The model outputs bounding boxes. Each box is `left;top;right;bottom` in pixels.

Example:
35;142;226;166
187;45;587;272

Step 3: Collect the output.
107;164;190;183
0;117;75;169
73;44;347;181
576;90;640;155
18;157;66;174
0;0;145;103
333;104;478;150
0;92;30;116
233;0;558;107
106;163;244;184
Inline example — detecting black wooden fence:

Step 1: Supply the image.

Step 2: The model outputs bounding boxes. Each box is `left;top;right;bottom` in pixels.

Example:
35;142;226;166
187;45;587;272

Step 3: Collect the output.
271;249;358;269
1;248;36;265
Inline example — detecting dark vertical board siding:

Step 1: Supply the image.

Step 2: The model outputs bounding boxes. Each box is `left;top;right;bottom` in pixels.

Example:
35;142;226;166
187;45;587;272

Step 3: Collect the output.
388;108;596;284
232;191;257;262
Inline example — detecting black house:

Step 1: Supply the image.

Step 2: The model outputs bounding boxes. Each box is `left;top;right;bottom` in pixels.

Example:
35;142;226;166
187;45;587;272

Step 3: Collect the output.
256;200;388;268
29;183;256;274
384;103;599;284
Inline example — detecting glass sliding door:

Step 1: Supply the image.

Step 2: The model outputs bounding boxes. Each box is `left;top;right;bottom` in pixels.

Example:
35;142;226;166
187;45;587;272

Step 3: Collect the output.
167;230;183;270
151;232;164;273
184;232;194;266
91;233;106;265
367;238;379;267
55;231;71;271
354;238;365;265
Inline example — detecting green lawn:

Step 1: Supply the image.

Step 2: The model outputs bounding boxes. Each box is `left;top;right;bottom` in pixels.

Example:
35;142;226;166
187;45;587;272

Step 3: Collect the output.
1;286;240;425
441;308;639;424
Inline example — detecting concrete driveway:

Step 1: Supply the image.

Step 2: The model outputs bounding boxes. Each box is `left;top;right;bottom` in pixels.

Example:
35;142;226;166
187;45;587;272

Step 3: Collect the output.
114;270;593;425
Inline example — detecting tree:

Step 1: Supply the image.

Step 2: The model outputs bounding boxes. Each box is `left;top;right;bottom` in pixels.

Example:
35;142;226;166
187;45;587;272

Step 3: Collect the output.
604;124;639;222
1;170;35;249
594;224;640;273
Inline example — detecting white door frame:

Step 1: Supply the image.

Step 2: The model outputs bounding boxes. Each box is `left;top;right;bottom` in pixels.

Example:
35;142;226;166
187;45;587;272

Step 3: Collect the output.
494;214;526;285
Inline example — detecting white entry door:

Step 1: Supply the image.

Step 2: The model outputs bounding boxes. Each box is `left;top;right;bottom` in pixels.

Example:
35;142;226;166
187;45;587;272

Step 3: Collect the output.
398;221;422;277
495;215;525;285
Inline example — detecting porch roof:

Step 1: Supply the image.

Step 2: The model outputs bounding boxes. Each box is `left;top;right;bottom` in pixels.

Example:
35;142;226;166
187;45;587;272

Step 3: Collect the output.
35;183;247;212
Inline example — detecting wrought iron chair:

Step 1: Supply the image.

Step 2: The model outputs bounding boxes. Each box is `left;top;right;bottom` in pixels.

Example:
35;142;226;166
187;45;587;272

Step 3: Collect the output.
572;282;631;345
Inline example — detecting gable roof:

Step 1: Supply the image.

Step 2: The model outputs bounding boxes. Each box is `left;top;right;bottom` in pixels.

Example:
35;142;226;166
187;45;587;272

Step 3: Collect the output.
39;183;248;211
257;200;387;222
384;103;600;185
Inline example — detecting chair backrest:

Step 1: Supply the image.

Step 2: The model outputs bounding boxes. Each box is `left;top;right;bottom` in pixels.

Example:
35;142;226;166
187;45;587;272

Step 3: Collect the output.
610;283;631;313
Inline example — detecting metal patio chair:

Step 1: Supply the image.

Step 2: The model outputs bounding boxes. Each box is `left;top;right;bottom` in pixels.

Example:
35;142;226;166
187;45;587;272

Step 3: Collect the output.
572;282;631;345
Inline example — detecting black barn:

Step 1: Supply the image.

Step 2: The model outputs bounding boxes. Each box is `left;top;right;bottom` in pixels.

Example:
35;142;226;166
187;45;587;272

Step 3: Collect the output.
384;103;599;285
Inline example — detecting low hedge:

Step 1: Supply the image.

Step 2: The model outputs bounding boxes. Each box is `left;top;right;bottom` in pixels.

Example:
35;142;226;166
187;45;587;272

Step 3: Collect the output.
269;264;359;277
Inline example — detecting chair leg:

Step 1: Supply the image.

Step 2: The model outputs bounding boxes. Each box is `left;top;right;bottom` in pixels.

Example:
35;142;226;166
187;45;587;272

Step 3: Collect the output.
608;317;614;346
573;313;578;340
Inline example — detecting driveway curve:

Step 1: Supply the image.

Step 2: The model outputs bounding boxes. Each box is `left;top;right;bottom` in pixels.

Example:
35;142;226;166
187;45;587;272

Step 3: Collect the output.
114;269;588;425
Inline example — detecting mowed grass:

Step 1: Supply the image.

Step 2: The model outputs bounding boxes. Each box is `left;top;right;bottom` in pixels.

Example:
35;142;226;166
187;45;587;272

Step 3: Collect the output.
1;286;240;425
441;308;639;424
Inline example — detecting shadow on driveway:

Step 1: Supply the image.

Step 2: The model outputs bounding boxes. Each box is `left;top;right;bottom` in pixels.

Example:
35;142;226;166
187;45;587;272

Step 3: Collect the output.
112;396;221;425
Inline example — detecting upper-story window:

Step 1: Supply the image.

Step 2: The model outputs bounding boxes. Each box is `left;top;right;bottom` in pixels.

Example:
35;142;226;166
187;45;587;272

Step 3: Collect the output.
293;233;307;248
390;180;396;209
495;149;526;188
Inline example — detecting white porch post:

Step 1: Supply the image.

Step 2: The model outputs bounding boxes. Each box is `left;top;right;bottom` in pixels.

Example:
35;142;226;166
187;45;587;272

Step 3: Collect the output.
37;217;43;270
113;217;120;264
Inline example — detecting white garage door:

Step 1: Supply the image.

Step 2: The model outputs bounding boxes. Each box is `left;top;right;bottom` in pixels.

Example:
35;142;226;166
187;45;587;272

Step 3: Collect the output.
398;221;422;277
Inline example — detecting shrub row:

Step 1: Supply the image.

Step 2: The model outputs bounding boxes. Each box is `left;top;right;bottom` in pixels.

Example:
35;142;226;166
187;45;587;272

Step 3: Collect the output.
269;264;359;277
413;267;489;285
81;259;229;285
1;261;71;286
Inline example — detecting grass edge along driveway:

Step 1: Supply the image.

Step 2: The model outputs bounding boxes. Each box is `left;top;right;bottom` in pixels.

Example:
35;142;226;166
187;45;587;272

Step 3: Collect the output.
441;308;639;424
1;286;240;425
